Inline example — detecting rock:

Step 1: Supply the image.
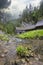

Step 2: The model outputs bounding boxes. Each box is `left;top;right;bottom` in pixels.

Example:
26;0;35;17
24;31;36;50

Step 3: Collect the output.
15;59;26;65
21;59;26;63
33;54;37;58
39;55;43;62
0;54;5;58
31;53;34;57
29;61;33;65
0;50;2;53
38;54;41;59
25;58;29;62
35;57;39;61
0;43;1;45
15;59;21;65
39;36;43;40
25;53;29;57
4;49;8;54
9;40;12;43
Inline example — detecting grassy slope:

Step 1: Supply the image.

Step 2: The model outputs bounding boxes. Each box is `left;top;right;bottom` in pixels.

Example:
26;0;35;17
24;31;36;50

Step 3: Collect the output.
17;29;43;39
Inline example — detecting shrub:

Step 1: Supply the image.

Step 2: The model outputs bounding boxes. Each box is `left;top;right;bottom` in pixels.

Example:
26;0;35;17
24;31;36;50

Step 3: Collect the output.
0;22;4;31
4;22;15;34
16;45;33;57
16;45;28;56
0;34;9;41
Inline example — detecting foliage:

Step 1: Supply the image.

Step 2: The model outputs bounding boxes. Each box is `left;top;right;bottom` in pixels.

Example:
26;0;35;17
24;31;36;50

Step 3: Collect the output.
22;6;29;22
16;45;28;56
19;0;43;24
0;34;9;41
31;11;38;24
20;4;39;24
0;22;5;31
39;0;43;16
16;45;33;57
4;22;15;34
17;30;43;39
0;22;16;34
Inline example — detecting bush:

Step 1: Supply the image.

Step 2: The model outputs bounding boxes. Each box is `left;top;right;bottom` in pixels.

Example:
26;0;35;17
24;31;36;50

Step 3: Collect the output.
16;45;28;56
0;34;9;41
0;22;16;34
16;45;33;57
4;22;15;34
0;22;4;31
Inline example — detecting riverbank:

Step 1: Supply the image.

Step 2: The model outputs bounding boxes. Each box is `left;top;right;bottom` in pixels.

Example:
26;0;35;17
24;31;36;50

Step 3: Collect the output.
0;38;43;65
0;30;43;65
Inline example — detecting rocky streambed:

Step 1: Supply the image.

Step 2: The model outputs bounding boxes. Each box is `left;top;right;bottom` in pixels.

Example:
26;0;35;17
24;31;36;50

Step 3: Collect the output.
0;34;43;65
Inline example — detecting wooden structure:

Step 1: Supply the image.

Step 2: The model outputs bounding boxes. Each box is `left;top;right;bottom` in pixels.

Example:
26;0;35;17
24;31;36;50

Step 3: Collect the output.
16;20;43;34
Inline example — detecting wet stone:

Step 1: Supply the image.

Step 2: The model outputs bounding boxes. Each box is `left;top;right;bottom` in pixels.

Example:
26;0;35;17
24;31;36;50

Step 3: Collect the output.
0;54;5;58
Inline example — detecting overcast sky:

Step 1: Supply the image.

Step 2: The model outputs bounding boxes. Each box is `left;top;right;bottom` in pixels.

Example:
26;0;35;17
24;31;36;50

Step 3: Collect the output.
6;0;41;19
9;0;41;11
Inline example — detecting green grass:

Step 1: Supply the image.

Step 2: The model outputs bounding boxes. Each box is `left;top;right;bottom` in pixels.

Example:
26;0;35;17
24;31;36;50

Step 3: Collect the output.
17;29;43;39
0;34;9;41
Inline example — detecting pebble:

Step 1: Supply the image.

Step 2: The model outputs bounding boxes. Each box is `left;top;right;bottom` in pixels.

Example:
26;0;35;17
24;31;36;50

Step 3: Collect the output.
35;57;39;61
0;54;5;58
29;61;33;65
21;59;26;63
